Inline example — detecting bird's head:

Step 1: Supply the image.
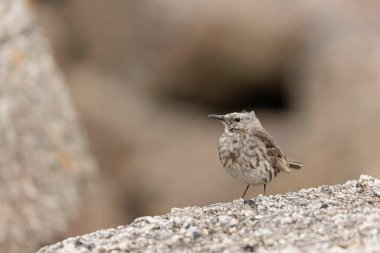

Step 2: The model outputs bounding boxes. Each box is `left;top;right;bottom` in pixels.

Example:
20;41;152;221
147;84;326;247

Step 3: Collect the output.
208;111;261;132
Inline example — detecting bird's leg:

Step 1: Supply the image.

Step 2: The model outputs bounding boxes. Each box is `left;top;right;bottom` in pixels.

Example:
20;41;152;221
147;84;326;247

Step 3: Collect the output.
242;185;250;198
263;184;267;195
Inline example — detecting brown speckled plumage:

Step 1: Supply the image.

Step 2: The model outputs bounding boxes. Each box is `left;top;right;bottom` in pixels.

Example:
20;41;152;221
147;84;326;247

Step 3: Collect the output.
209;111;303;198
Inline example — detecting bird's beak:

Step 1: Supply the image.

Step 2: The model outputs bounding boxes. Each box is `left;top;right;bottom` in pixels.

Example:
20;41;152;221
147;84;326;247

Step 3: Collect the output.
208;114;225;121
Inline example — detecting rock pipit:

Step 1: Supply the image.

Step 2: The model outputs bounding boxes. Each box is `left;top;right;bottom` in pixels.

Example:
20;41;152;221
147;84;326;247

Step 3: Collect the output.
208;111;303;198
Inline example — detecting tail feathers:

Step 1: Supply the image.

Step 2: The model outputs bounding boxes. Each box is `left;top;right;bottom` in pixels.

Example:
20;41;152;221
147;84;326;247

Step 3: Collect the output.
288;160;304;170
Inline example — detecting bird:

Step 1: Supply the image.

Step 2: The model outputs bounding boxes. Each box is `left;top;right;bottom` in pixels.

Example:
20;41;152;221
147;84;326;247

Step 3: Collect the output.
208;110;303;198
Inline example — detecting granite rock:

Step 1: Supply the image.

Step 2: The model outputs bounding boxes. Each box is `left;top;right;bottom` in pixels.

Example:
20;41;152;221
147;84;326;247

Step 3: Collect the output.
0;0;97;252
39;175;380;253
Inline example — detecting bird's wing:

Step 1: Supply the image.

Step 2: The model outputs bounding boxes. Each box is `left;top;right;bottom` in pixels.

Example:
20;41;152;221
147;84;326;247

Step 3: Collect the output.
252;130;291;174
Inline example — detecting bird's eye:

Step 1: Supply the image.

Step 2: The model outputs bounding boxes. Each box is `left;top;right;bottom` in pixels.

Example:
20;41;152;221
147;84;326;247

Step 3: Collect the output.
234;117;240;122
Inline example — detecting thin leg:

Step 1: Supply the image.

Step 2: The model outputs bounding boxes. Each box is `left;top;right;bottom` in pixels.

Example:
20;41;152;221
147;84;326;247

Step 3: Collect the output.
263;184;267;195
242;185;250;198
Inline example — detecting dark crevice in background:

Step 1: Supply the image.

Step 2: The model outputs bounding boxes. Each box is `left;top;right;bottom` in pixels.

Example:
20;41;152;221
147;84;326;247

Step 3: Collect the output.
210;78;291;113
158;73;291;113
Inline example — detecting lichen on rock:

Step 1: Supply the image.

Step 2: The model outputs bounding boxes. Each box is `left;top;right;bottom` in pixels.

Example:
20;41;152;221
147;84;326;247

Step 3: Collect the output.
0;1;97;252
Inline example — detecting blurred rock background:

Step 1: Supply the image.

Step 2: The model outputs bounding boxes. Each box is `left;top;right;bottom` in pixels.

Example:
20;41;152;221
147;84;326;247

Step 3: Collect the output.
0;1;96;252
14;0;380;248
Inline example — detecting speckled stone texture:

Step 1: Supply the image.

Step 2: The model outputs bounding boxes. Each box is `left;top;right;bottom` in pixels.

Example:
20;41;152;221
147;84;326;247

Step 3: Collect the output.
0;1;96;252
38;175;380;253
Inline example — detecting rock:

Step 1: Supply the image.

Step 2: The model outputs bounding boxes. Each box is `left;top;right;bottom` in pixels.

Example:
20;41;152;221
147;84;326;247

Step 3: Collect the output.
0;0;97;252
38;175;380;253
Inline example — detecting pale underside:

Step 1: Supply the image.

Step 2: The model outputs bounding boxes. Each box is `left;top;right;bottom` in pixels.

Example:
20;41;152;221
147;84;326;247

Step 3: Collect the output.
218;129;291;186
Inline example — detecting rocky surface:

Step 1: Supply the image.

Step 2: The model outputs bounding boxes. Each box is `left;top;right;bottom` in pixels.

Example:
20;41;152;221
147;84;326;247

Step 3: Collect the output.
0;1;97;252
39;175;380;253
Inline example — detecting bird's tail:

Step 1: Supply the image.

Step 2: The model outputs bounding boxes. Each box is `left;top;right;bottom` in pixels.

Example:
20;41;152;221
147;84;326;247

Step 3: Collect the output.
288;160;304;170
